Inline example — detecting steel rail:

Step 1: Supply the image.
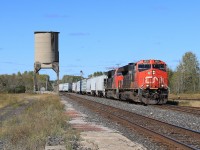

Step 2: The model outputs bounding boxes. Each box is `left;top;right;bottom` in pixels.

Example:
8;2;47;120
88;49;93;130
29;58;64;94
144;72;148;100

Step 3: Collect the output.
153;105;200;116
169;98;200;101
63;93;200;150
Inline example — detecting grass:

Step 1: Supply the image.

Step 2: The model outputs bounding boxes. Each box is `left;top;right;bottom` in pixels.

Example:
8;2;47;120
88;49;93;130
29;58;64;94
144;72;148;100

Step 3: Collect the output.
177;100;200;107
0;93;32;108
168;93;200;107
169;93;200;100
0;94;79;150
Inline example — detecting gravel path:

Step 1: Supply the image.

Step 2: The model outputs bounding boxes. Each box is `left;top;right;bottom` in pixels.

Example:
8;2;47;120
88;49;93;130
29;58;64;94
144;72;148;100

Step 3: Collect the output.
70;93;200;132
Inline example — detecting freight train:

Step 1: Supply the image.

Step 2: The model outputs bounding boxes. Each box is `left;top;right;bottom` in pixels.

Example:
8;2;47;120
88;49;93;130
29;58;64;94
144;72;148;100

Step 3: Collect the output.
60;59;169;104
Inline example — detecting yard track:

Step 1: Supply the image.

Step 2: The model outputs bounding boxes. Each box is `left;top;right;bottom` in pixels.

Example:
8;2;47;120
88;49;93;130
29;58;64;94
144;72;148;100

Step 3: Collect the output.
169;98;200;101
63;93;200;150
153;105;200;116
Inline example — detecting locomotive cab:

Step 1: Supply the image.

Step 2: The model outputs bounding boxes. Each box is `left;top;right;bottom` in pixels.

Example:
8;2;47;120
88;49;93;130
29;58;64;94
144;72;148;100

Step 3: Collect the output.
136;60;168;104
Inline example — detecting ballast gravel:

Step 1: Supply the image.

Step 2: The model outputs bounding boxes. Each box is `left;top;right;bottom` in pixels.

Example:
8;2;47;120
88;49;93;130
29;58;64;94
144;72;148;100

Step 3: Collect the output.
62;93;200;149
70;93;200;132
62;94;171;150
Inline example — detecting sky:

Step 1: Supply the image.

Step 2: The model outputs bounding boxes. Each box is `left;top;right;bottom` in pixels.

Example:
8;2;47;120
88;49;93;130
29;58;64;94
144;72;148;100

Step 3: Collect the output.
0;0;200;80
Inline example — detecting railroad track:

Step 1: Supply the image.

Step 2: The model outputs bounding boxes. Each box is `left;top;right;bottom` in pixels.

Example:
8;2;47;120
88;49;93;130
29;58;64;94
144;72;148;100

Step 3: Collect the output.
153;105;200;116
169;98;200;101
63;93;200;150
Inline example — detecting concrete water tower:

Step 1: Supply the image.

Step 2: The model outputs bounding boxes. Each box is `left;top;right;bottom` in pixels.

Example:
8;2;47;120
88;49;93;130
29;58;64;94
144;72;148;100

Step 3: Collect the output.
34;31;59;93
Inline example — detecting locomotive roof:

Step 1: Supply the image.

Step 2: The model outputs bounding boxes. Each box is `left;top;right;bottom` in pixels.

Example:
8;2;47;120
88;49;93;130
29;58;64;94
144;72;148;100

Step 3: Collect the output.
137;59;166;64
117;63;135;72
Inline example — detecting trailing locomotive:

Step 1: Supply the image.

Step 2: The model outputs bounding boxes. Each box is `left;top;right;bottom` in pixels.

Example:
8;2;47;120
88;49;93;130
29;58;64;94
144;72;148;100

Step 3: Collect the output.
105;59;168;104
59;59;168;105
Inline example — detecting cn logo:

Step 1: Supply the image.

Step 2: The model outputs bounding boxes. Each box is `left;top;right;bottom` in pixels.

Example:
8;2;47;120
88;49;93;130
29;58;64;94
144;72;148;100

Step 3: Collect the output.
145;76;158;83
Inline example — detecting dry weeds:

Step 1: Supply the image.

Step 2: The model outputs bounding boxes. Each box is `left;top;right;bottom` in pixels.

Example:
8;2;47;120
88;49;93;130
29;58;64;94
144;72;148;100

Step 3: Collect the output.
0;93;33;108
169;93;200;100
169;94;200;107
177;100;200;107
0;94;79;150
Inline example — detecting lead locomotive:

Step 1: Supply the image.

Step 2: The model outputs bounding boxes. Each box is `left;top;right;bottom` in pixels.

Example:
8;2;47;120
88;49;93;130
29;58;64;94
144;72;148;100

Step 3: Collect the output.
105;60;168;104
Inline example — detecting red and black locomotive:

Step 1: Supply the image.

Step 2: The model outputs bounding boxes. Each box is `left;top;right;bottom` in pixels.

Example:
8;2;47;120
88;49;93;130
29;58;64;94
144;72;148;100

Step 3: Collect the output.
105;59;168;104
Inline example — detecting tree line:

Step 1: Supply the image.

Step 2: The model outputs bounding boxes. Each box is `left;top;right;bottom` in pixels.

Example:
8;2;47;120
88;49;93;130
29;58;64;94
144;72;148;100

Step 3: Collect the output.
0;51;199;94
0;71;52;93
168;51;200;94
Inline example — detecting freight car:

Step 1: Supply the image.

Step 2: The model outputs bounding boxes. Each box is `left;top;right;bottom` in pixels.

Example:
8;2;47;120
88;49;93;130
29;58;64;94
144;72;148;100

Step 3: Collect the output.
76;79;87;94
59;83;72;92
86;78;92;94
76;81;81;93
59;84;64;92
105;59;168;104
72;82;77;93
81;75;108;96
81;79;87;94
90;75;107;96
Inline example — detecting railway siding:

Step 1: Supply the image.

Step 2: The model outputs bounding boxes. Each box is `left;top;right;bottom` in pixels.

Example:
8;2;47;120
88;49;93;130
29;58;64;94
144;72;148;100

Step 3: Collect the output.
60;95;146;150
153;105;200;116
65;93;200;149
71;93;200;132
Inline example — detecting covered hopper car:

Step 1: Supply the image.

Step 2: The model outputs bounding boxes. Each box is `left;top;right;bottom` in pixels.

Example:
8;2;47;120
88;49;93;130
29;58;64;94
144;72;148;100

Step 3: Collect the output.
59;83;72;92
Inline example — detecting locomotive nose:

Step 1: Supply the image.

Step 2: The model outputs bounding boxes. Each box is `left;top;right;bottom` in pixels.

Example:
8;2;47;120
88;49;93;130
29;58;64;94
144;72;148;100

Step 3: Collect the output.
145;76;159;88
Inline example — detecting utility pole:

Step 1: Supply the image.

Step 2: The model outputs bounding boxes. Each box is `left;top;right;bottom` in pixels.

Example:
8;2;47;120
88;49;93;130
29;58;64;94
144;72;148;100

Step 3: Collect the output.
80;70;83;94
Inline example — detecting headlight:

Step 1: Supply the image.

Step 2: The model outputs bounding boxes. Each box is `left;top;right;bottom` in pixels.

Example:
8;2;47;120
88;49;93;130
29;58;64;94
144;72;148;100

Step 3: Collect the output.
161;84;164;87
152;70;156;75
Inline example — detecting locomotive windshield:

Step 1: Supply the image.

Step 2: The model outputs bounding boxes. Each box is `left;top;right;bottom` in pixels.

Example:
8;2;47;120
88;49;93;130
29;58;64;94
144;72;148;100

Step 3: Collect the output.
138;64;151;71
152;64;166;71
